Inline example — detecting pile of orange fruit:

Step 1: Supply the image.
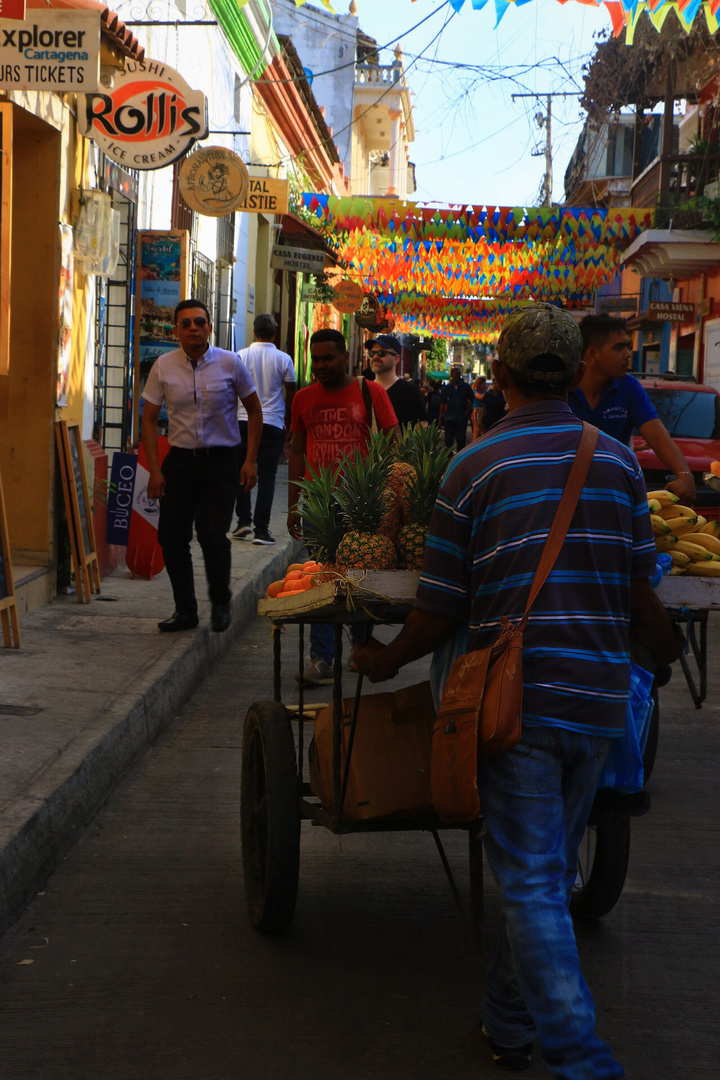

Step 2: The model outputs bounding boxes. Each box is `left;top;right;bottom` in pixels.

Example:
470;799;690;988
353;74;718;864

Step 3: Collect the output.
265;561;325;598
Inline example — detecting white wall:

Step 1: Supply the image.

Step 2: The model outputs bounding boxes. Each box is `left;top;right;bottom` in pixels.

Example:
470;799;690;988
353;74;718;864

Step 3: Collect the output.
271;0;358;177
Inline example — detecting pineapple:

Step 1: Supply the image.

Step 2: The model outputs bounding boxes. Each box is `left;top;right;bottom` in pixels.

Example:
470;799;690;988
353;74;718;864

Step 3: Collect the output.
297;462;344;567
386;461;415;520
397;446;452;570
335;449;398;570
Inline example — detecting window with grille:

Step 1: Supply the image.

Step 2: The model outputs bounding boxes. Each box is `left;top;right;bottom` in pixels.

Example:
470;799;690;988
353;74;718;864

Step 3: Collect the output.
192;250;215;317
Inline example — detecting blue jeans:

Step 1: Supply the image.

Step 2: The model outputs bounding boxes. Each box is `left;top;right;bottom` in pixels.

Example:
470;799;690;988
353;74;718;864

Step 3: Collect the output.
236;421;285;532
310;621;368;665
478;724;624;1080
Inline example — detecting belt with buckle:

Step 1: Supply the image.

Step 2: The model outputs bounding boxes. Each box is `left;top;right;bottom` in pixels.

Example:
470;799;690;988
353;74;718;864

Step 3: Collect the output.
172;445;230;458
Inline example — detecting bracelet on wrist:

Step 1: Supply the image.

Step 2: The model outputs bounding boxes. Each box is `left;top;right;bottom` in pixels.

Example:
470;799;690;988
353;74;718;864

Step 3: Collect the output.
678;471;693;476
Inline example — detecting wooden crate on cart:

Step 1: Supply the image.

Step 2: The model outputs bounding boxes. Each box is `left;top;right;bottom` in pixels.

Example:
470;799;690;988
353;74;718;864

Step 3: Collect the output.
308;681;436;822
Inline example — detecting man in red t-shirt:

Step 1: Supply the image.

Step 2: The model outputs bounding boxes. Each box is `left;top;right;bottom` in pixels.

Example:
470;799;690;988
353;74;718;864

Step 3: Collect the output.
288;328;399;684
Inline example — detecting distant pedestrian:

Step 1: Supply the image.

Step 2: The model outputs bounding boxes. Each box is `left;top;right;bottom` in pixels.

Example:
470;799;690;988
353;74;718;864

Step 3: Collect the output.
233;314;296;547
479;378;507;434
438;366;474;451
141;299;262;634
425;380;443;423
367;334;428;428
471;374;487;439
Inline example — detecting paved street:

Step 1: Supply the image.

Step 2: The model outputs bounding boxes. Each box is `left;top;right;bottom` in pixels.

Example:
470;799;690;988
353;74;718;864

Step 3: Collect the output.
0;613;717;1080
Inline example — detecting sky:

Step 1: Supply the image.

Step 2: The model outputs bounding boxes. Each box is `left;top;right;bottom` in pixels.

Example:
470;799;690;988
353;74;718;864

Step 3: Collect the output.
344;0;614;207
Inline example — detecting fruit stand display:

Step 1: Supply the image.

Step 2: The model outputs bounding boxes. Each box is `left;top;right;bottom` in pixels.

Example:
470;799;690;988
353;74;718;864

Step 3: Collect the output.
648;488;720;707
241;428;489;937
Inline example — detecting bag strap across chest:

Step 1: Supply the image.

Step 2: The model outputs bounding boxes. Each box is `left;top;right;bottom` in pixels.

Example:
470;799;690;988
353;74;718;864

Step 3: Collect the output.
517;421;599;634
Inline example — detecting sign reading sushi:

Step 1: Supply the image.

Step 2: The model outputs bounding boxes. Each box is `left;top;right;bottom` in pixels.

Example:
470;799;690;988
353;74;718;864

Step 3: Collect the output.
78;58;208;169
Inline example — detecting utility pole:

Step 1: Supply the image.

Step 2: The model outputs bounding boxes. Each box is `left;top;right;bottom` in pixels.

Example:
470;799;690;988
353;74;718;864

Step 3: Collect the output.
512;91;581;207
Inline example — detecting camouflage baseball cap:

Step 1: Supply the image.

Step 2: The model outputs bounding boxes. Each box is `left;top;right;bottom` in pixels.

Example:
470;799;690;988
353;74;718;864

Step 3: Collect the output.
497;304;582;382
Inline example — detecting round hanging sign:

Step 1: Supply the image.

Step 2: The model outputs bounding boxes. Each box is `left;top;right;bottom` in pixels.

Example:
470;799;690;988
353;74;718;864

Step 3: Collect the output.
331;279;364;314
354;292;380;327
179;146;250;216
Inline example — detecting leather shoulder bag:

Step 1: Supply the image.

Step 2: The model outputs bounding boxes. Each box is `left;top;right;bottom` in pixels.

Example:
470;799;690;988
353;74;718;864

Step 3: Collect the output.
431;422;599;823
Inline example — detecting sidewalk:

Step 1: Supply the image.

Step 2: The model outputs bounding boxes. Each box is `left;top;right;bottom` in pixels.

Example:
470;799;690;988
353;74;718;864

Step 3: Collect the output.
0;471;302;936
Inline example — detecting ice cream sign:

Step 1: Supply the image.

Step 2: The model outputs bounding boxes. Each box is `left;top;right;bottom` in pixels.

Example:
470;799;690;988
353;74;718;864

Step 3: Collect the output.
79;59;208;170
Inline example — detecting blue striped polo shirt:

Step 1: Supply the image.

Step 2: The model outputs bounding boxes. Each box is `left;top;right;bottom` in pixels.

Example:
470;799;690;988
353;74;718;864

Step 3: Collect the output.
415;401;657;737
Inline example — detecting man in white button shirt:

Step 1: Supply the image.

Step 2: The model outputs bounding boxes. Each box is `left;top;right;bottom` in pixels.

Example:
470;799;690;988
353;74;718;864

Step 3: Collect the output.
233;313;296;546
141;299;262;634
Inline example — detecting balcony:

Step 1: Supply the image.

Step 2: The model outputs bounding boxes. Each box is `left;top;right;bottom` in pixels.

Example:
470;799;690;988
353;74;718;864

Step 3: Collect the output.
631;153;720;209
355;63;405;88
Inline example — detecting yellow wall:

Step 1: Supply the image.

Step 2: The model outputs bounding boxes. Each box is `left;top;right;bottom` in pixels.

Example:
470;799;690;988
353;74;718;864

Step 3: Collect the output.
0;104;60;562
62;123;92;430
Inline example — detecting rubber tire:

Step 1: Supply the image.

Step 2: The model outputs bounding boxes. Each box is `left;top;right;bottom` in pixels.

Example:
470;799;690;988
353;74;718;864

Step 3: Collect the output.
642;690;659;784
241;701;300;934
569;813;631;921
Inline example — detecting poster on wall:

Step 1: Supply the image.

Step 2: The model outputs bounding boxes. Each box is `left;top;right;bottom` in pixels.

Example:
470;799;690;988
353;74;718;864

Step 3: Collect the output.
133;230;188;443
56;224;73;407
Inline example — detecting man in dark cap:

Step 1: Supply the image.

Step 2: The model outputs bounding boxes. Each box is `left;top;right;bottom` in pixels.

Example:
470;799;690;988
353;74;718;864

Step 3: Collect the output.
353;303;683;1078
366;334;428;427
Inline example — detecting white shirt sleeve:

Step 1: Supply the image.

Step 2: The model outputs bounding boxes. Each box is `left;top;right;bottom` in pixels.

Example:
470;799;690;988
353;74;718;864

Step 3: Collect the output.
141;359;165;406
234;356;257;400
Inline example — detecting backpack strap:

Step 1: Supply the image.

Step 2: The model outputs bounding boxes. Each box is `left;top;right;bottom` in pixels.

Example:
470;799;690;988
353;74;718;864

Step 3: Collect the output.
357;375;378;436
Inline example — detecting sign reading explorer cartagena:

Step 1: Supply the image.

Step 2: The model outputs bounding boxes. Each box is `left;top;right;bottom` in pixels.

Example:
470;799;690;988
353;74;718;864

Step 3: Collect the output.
79;58;208;170
0;10;99;90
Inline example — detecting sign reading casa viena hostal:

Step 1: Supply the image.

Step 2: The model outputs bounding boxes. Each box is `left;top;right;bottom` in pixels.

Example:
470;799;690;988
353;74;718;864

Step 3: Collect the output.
78;59;208;169
0;10;99;91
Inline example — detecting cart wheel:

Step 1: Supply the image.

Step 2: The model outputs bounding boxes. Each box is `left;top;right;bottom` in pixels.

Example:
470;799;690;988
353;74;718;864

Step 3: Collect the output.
642;690;660;784
569;813;631;921
241;701;300;934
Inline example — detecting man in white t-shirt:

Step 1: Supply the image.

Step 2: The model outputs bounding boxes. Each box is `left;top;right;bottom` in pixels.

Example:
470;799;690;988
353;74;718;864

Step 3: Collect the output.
234;314;296;545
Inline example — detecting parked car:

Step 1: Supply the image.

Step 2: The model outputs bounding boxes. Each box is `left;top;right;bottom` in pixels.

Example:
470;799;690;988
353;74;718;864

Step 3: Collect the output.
632;377;720;506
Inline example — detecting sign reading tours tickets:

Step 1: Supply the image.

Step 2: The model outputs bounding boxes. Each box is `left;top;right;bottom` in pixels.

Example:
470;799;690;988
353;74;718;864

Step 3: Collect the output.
179;146;249;216
78;58;208;170
0;10;99;91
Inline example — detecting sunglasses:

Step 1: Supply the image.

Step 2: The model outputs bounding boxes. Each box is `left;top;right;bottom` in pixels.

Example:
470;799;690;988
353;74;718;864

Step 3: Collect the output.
178;317;208;329
369;349;395;358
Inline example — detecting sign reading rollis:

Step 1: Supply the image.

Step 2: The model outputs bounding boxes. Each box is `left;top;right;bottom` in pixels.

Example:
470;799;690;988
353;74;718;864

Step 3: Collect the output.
78;58;208;170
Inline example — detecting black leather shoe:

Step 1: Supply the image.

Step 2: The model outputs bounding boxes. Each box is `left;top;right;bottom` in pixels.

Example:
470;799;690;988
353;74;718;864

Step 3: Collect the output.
158;611;199;633
211;602;231;633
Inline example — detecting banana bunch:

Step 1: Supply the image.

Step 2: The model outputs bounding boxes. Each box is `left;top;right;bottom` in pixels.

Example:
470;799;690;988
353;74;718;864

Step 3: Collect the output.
648;491;720;576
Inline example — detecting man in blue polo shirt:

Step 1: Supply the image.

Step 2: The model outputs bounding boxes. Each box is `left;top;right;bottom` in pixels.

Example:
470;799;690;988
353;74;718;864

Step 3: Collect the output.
353;304;683;1078
570;314;696;503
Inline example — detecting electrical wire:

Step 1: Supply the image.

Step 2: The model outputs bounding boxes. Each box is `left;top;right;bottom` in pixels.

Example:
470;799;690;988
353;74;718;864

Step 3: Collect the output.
266;4;459;173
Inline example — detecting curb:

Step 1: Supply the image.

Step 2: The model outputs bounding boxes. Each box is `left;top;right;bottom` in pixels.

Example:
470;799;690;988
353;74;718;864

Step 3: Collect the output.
0;538;304;936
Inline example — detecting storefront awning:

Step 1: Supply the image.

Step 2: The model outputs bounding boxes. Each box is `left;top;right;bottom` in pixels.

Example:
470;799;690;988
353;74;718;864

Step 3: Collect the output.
278;213;342;268
26;0;144;62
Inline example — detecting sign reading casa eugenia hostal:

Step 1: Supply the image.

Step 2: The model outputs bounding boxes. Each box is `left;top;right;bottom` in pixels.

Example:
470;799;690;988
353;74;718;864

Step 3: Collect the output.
78;59;208;169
